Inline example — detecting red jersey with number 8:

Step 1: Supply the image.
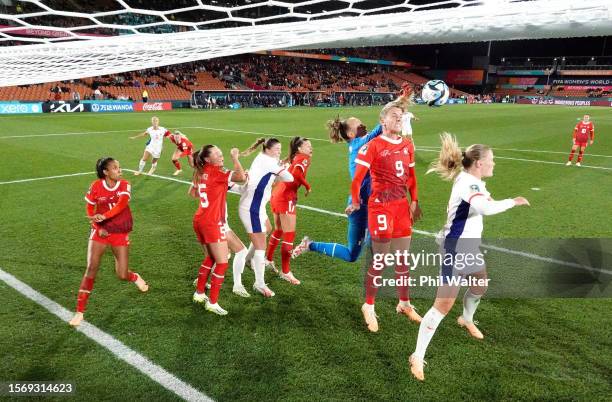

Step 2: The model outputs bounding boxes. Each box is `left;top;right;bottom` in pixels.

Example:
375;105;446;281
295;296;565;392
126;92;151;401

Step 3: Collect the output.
84;179;133;233
354;135;415;203
194;164;232;225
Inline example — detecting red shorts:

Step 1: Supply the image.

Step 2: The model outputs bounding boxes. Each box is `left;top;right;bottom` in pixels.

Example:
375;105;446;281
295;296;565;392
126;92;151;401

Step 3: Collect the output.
573;140;587;147
179;149;193;158
368;198;412;240
89;229;130;247
271;197;297;215
193;218;227;244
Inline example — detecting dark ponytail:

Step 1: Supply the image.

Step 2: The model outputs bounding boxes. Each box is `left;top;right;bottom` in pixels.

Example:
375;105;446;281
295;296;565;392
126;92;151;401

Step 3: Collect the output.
283;136;307;164
96;157;115;179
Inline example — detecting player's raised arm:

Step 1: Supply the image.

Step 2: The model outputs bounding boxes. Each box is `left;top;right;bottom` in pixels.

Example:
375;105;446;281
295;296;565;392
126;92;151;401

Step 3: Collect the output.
229;148;246;184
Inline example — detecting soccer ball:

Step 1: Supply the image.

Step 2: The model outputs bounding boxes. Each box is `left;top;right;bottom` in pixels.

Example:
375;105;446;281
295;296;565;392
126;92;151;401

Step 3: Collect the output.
421;80;450;107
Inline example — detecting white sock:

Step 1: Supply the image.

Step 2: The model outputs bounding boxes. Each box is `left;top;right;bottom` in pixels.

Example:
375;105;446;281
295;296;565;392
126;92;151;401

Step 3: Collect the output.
462;290;483;323
414;307;445;360
150;162;158;170
232;248;247;288
138;160;146;172
245;242;255;263
252;250;266;288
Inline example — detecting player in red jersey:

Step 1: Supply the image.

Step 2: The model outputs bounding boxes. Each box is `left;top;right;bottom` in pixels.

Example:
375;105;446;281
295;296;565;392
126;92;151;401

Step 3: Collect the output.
191;144;246;315
566;114;595;167
266;136;313;285
69;157;149;327
346;102;423;332
166;130;194;176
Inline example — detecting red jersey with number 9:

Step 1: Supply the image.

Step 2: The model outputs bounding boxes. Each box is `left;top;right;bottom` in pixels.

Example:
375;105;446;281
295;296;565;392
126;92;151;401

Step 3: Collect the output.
194;164;232;225
84;179;133;233
574;121;594;143
354;135;415;203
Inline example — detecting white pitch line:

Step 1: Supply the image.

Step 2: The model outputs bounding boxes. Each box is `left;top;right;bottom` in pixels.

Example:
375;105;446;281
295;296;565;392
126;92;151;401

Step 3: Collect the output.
130;169;607;275
0;268;212;402
415;148;612;171
0;171;94;185
417;144;612;159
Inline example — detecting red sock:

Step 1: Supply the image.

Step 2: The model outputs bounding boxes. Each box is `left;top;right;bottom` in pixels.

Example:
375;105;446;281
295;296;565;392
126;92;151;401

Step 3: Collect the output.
173;160;181;170
127;271;138;282
266;229;283;261
196;256;214;294
208;262;229;304
568;149;576;161
76;276;95;313
281;231;295;274
364;265;380;305
577;150;584;163
395;264;410;302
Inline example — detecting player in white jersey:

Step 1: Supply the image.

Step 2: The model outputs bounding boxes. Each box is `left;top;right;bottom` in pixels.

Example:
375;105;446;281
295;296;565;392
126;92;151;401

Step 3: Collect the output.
237;138;293;298
401;111;418;137
129;116;171;175
409;133;530;381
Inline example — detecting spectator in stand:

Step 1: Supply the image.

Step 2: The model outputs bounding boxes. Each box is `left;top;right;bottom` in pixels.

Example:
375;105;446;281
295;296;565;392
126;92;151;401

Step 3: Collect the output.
142;89;148;102
72;89;81;102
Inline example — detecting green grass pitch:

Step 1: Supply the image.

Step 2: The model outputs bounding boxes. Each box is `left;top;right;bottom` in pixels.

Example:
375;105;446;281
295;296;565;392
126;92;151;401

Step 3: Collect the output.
0;104;611;401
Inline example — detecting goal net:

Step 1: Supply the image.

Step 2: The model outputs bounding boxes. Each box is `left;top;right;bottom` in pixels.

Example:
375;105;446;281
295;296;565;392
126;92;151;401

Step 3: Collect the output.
0;0;611;86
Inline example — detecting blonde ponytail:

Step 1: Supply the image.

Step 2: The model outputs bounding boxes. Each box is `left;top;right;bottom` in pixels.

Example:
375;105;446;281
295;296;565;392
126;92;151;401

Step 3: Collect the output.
427;133;492;181
427;132;463;181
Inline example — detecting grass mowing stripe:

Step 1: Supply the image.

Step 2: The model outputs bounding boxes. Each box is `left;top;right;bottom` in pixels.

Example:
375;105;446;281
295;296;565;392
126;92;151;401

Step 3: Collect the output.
0;268;213;402
130;169;605;274
0;171;94;185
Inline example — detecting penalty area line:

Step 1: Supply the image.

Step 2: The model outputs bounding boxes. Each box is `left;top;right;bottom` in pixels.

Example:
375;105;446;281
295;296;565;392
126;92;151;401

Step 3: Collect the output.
0;268;213;402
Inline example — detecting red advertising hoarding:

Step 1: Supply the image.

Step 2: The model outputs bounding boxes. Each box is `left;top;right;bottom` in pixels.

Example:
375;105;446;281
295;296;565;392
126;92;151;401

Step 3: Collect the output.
133;102;173;112
517;98;612;107
445;70;484;85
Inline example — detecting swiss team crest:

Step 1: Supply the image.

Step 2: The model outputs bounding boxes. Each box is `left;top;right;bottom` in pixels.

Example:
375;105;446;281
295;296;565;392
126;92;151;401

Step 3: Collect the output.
302;159;308;166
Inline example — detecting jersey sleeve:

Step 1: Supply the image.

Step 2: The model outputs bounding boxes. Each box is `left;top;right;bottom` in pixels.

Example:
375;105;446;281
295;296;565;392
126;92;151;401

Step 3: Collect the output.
470;196;515;216
117;180;131;200
84;182;97;205
458;180;485;204
354;140;376;170
215;168;233;185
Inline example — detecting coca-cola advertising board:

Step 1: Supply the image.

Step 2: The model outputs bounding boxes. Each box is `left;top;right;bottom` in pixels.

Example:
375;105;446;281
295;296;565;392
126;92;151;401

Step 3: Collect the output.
133;102;173;112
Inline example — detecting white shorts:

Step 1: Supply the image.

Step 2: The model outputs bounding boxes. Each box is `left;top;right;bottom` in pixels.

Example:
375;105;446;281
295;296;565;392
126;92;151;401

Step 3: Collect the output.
239;206;268;234
439;238;486;283
145;145;162;159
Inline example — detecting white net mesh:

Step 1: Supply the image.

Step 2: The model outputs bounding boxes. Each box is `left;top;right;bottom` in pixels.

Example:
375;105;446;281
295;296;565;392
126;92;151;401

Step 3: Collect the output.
0;0;611;86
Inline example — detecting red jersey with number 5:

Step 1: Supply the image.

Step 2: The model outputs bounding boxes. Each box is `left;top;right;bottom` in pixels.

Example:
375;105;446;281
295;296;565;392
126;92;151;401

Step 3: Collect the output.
573;121;594;143
354;135;415;203
194;164;232;224
84;179;133;233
